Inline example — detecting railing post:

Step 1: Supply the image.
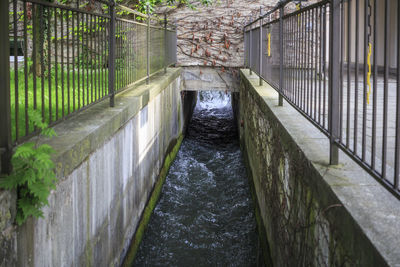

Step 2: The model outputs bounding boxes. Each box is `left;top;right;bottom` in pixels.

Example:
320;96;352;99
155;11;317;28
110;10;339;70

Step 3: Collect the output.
259;7;263;86
329;0;340;164
174;19;177;64
108;0;116;107
278;6;283;106
164;13;167;74
0;0;12;174
249;26;252;76
146;5;150;85
244;29;246;67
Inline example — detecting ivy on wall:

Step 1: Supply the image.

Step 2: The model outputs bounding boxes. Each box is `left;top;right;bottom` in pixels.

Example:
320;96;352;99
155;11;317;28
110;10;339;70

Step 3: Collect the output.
162;0;276;68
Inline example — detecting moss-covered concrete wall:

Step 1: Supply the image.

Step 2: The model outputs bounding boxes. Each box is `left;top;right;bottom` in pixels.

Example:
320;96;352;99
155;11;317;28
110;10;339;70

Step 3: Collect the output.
238;70;400;266
0;68;196;267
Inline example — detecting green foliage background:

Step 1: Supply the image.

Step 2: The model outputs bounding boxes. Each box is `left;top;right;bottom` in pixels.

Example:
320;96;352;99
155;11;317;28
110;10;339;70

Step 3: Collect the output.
134;0;213;13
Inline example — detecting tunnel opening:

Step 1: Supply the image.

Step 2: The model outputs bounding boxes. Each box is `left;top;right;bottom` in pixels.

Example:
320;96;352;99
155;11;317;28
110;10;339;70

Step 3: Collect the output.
131;90;272;266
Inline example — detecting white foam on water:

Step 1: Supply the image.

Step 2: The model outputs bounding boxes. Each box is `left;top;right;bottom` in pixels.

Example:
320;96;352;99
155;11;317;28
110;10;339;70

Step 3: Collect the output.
195;91;231;111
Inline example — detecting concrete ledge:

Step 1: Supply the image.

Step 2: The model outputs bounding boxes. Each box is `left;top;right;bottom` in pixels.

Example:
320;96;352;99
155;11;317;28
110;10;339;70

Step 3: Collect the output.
239;69;400;266
44;68;182;180
182;66;240;92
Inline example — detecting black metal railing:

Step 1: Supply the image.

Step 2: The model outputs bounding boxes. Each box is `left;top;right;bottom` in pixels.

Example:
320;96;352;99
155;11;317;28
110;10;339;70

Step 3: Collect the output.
1;0;177;172
245;0;400;198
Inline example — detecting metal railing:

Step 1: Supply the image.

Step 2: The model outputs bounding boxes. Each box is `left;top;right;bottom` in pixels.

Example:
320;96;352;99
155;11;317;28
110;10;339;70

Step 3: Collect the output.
245;0;400;198
1;0;177;173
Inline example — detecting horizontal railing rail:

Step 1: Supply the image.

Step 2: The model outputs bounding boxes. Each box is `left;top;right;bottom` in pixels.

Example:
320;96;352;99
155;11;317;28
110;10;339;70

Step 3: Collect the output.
245;0;400;199
1;0;177;173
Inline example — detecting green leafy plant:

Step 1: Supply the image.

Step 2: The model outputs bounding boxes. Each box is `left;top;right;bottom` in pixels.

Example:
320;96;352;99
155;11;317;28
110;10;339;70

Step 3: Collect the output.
0;110;57;225
136;0;213;14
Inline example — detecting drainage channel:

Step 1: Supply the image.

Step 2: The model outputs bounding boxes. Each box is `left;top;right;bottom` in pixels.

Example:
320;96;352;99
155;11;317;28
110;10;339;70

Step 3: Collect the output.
133;91;261;266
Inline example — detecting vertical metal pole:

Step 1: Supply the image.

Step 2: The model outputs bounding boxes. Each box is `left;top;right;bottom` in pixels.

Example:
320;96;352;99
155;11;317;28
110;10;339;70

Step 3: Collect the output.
109;0;116;107
278;6;284;106
13;0;19;140
346;1;351;148
24;4;29;133
174;18;177;64
258;7;263;86
354;0;359;154
329;0;340;165
164;13;167;74
244;28;247;68
362;0;369;160
0;0;11;174
146;5;150;85
395;0;400;189
66;11;70;113
249;25;252;75
371;0;377;168
382;0;389;178
259;7;263;86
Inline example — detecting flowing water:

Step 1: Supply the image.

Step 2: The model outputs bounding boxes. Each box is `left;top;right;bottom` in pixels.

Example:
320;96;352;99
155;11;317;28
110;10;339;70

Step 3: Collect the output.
133;91;259;266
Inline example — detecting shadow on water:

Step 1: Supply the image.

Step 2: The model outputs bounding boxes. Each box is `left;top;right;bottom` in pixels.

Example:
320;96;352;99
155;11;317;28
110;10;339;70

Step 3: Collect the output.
133;91;264;266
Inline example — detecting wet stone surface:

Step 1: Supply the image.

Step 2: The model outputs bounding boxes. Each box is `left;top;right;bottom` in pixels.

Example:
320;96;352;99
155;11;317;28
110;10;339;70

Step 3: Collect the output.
134;91;259;266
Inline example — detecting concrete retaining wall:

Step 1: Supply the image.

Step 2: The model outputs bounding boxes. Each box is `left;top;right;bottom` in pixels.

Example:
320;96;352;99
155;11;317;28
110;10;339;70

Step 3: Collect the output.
0;68;195;266
237;70;400;266
182;66;240;92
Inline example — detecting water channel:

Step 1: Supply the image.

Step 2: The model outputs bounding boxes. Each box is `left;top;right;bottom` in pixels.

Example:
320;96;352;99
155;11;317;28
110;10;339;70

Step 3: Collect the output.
133;91;260;266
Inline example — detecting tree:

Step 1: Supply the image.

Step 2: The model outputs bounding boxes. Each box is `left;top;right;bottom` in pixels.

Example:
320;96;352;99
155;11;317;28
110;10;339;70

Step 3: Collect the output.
30;0;54;76
117;0;213;14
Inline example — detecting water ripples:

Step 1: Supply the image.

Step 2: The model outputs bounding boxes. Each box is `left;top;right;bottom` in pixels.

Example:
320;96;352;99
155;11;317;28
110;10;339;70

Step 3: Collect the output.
133;91;258;266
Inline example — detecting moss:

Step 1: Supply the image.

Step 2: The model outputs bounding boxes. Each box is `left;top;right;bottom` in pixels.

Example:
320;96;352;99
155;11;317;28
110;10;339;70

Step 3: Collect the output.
0;210;11;231
122;134;184;267
177;103;182;128
254;197;274;267
241;141;274;267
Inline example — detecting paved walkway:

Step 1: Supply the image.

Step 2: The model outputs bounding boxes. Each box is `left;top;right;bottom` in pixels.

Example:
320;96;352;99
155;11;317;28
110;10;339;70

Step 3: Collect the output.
265;68;399;185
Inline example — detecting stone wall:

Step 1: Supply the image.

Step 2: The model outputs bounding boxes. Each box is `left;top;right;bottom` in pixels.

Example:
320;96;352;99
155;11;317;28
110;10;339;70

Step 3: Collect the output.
158;0;323;68
0;68;196;266
0;190;16;266
158;0;280;68
237;69;400;266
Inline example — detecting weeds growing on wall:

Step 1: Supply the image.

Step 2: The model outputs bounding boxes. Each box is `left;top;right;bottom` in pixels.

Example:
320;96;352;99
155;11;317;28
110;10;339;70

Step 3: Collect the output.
0;110;57;225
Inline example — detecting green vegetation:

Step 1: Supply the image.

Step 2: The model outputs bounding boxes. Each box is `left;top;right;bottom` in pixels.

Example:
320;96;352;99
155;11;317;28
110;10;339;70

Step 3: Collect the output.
2;0;177;227
122;135;184;266
0;110;57;225
135;0;213;13
10;60;110;141
9;57;150;142
112;0;214;17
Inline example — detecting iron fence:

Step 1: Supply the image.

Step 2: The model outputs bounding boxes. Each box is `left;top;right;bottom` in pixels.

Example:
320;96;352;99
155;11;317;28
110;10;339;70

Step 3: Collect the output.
245;0;400;198
0;0;177;172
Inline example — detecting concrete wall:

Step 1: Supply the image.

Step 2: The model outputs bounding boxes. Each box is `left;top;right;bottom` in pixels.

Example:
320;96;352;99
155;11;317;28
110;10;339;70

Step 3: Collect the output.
0;68;195;266
182;66;240;92
237;69;400;266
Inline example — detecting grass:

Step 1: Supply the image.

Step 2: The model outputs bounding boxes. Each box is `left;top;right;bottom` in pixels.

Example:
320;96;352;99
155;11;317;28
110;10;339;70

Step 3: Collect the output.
9;57;150;143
